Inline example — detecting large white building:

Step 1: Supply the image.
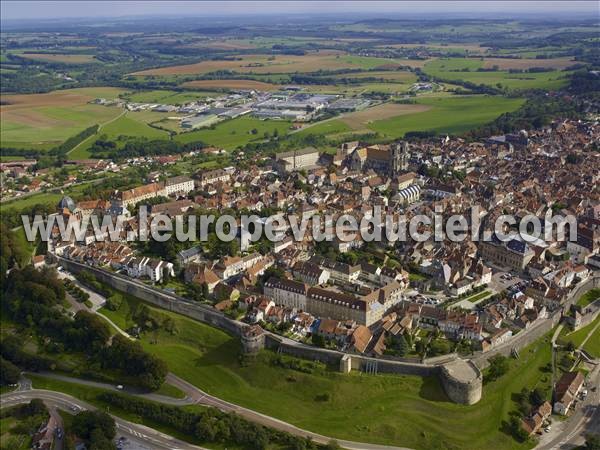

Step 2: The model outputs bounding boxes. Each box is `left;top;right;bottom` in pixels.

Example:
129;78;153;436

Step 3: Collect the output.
264;276;404;326
275;147;321;173
125;256;174;283
165;176;195;196
263;277;309;310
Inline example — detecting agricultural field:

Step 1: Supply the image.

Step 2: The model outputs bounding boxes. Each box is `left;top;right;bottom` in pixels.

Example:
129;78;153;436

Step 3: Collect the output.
378;42;490;54
331;70;417;82
480;57;576;70
1;87;124;150
295;82;414;96
174;115;292;150
132;51;429;77
369;96;525;137
180;79;281;91
75;112;171;157
121;89;219;104
298;95;524;140
97;292;554;450
17;53;97;64
341;103;431;130
423;57;575;91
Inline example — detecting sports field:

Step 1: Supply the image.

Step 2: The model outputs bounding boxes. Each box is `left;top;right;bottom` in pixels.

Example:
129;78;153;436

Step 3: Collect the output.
1;87;124;150
99;292;550;450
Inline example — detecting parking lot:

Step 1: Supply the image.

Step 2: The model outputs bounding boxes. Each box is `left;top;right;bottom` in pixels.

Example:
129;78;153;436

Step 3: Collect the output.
490;271;527;293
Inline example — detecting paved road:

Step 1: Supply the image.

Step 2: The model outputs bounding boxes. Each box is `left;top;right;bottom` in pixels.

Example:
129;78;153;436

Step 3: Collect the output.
31;372;412;450
48;405;64;450
1;389;207;450
164;373;413;450
32;372;194;406
536;362;600;449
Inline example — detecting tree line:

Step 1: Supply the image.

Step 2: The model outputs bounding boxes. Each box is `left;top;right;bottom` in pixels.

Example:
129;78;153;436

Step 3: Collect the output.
98;392;341;450
1;265;167;390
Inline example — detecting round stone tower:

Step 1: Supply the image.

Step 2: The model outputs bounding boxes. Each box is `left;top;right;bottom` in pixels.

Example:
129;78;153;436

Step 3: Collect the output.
439;359;482;405
241;324;266;354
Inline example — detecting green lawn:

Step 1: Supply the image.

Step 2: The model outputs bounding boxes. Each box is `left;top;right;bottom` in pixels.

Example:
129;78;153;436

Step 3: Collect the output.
560;316;600;357
100;290;548;450
582;323;600;357
368;95;525;138
0;192;63;215
93;113;169;141
174;116;292;150
577;288;600;308
463;290;492;303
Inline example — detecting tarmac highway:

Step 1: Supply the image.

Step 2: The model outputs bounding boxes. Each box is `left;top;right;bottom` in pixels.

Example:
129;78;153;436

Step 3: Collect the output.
4;372;413;450
1;389;208;450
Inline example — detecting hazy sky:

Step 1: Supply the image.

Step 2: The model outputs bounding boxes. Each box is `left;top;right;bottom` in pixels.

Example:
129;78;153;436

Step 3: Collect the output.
1;1;598;21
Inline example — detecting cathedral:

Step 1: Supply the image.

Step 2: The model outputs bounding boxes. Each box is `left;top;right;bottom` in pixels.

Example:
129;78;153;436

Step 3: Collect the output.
342;141;410;176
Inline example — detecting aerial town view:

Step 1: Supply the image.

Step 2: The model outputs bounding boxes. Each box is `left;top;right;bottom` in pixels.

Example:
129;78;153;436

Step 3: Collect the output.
0;1;599;449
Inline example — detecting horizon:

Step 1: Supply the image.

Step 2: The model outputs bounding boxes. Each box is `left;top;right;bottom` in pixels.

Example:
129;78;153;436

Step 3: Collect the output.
1;0;598;23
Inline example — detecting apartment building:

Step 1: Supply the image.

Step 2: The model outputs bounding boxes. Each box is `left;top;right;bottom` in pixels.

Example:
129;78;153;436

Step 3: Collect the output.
165;175;195;196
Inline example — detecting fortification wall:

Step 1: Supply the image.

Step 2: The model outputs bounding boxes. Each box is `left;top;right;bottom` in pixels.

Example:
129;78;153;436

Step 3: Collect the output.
564;275;600;310
59;258;245;337
59;258;481;404
471;276;600;369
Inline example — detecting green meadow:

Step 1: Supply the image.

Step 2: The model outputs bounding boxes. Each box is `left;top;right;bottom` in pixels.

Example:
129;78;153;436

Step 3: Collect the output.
297;95;524;141
174;115;292;150
122;89;220;104
423;58;571;91
368;95;525;137
1;105;121;150
98;291;549;450
559;315;600;358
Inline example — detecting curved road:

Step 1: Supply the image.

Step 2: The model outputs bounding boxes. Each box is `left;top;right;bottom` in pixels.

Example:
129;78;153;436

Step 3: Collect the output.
1;389;207;450
23;372;412;450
